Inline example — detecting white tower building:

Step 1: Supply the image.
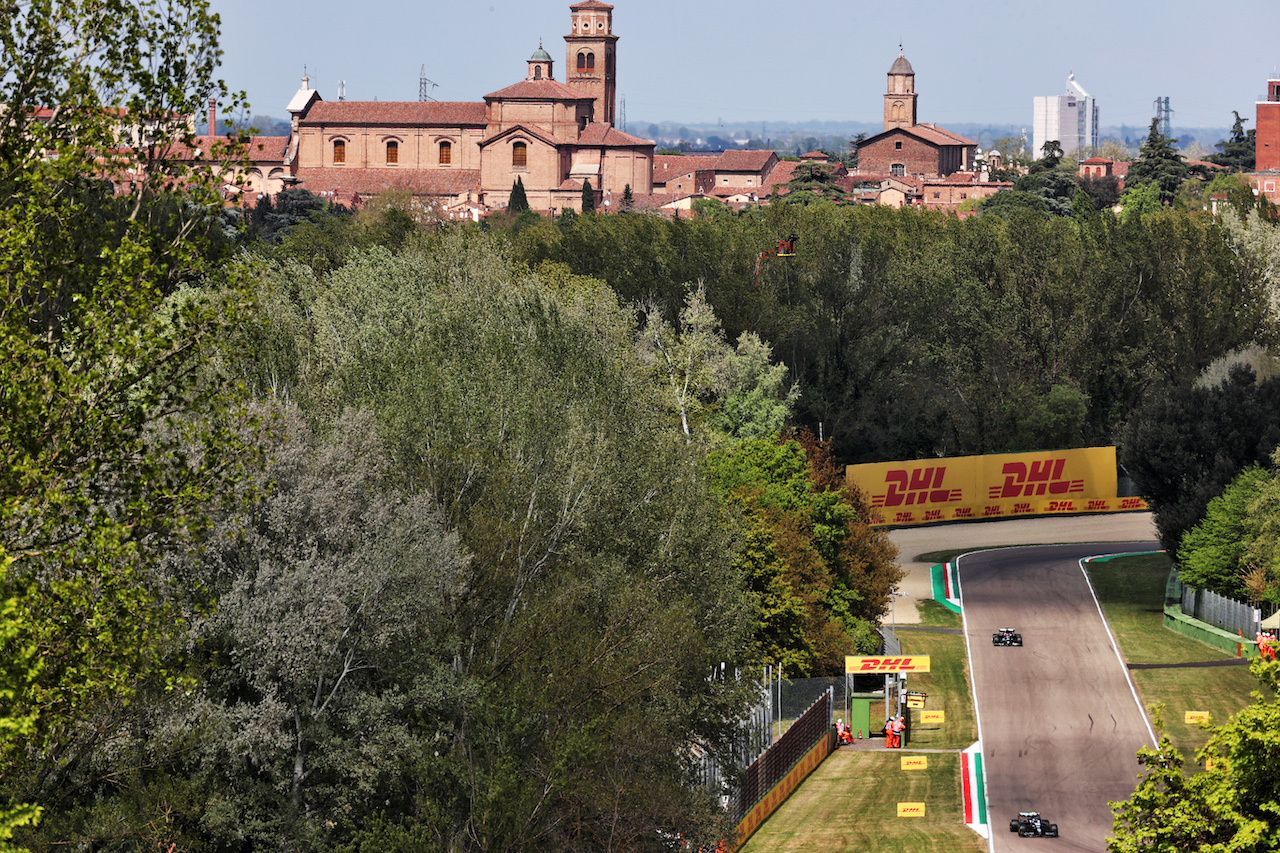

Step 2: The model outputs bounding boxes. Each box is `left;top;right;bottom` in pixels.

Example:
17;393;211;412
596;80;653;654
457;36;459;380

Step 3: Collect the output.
1032;74;1099;158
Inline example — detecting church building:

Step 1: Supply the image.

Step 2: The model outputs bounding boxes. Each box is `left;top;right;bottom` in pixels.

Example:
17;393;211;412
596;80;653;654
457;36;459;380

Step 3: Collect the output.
855;52;977;180
285;0;654;214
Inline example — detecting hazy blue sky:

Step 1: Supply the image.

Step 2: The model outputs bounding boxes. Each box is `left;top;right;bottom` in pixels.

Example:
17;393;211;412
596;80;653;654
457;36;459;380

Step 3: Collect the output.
210;0;1278;134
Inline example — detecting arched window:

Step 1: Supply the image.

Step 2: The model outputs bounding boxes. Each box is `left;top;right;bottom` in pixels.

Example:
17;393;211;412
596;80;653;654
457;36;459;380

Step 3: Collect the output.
533;65;542;79
332;139;346;164
577;52;587;71
438;140;452;165
386;140;398;164
586;53;595;71
512;141;527;168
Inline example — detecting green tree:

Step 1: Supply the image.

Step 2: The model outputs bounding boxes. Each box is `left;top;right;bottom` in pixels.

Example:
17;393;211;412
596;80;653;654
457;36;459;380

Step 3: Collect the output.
1122;368;1280;554
1120;180;1165;223
238;234;756;851
509;175;530;212
0;555;41;853
704;434;900;675
580;177;595;213
778;162;850;204
621;182;635;211
1177;465;1272;598
1109;660;1280;852
0;0;257;821
1126;117;1190;205
1207;110;1256;173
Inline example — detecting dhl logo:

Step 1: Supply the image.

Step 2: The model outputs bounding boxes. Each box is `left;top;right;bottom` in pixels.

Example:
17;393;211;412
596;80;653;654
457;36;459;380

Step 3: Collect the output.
921;710;945;723
846;655;931;673
1185;711;1211;724
897;803;926;817
1120;497;1147;509
1046;500;1077;512
1087;499;1110;511
901;756;928;770
987;458;1085;499
873;466;963;508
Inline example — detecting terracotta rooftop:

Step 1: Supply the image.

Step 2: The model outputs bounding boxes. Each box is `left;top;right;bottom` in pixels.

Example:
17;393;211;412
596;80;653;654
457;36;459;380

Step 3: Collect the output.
912;123;977;147
652;154;719;183
576;123;654;147
302;101;487;126
571;0;614;9
714;149;777;172
167;135;289;162
484;79;591;102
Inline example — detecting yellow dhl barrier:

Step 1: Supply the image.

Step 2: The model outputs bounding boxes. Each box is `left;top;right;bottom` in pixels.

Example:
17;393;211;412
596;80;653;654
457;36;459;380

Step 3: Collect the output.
846;446;1148;527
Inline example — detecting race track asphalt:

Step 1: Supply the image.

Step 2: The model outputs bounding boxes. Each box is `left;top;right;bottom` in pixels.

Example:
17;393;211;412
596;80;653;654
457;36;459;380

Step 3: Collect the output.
961;541;1160;853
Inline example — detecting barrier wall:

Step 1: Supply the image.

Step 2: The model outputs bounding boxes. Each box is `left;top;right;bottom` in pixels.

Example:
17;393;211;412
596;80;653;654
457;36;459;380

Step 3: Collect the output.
729;730;834;852
1164;605;1258;658
846;446;1148;527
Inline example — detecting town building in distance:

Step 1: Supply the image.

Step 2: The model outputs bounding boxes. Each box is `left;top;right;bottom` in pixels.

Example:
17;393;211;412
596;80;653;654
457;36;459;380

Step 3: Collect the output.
1033;74;1099;158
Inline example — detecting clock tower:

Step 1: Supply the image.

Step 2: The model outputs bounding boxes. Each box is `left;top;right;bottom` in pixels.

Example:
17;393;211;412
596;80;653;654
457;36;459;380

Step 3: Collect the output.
564;0;618;126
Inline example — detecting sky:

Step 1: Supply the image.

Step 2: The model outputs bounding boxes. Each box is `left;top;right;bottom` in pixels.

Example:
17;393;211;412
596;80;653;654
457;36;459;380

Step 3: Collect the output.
209;0;1280;136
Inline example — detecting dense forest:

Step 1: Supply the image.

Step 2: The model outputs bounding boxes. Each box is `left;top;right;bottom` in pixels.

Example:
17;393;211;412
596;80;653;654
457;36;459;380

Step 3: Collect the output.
6;3;1280;851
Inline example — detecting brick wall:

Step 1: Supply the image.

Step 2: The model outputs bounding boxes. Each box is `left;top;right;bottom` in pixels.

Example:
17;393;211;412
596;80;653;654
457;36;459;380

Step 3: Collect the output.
859;132;945;178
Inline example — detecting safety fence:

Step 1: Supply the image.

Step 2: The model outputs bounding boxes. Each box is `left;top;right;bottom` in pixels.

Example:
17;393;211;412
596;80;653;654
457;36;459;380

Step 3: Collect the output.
1173;568;1263;637
729;686;832;823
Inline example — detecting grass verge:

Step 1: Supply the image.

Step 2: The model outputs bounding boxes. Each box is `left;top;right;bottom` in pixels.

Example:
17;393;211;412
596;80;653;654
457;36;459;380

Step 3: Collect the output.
1083;552;1266;754
738;750;984;853
740;600;978;853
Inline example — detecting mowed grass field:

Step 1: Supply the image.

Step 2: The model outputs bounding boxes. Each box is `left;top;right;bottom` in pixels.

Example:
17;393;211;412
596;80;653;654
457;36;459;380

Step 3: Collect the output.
737;750;984;853
740;601;979;853
741;546;1270;853
1082;551;1269;754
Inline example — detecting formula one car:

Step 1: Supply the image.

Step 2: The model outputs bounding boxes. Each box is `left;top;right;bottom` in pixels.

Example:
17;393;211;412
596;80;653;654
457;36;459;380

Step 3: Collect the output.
993;627;1023;646
1009;812;1058;837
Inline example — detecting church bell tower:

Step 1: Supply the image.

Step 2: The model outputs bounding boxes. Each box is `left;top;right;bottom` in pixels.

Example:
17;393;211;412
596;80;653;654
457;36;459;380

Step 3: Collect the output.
884;49;918;131
564;0;618;126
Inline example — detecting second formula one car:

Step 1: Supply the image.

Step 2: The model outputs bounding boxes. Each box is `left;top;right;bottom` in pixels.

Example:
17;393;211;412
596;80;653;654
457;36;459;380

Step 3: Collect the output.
1009;812;1058;837
993;627;1023;646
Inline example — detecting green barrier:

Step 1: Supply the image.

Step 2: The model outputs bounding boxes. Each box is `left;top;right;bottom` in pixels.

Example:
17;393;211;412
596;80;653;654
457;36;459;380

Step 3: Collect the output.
1163;604;1258;658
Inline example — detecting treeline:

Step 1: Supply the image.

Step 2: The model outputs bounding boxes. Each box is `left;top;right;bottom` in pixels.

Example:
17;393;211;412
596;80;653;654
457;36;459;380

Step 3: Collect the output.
505;198;1274;465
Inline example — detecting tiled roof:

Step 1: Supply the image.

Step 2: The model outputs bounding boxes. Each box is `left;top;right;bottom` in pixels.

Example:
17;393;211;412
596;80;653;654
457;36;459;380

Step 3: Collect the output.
714;149;777;172
484;79;591;101
243;136;290;161
652;154;718;183
166;135;290;163
889;53;915;75
800;150;828;160
302;101;487;127
571;0;614;9
576;123;654;147
761;159;800;194
1079;157;1113;165
294;167;480;197
913;123;977;146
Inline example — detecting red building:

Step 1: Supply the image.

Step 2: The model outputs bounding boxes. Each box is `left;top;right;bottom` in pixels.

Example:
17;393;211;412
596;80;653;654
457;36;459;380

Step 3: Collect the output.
1257;76;1280;172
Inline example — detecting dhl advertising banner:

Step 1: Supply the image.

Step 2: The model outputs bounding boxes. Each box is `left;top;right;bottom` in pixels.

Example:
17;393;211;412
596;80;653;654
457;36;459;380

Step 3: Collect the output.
846;446;1148;527
846;655;931;673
